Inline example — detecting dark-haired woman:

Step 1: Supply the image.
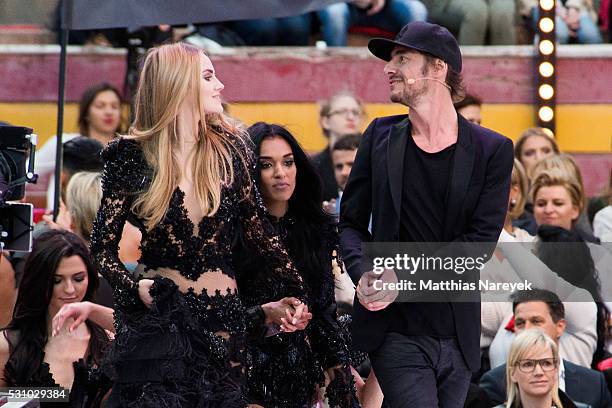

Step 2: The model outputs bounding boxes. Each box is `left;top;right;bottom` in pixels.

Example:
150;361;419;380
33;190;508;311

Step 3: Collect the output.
235;122;359;408
37;82;124;209
0;230;111;406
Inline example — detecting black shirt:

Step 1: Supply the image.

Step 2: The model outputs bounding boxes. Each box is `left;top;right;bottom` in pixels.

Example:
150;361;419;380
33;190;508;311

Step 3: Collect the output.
394;131;457;337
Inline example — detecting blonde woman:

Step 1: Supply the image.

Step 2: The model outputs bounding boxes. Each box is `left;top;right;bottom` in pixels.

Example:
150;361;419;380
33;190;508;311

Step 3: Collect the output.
503;329;575;408
530;154;597;242
90;42;303;407
514;128;559;180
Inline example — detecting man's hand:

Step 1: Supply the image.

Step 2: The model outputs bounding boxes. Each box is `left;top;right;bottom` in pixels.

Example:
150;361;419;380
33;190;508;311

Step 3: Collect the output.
356;268;398;311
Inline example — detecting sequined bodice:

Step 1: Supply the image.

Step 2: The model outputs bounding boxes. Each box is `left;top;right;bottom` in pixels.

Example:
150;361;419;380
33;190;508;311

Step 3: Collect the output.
90;137;302;309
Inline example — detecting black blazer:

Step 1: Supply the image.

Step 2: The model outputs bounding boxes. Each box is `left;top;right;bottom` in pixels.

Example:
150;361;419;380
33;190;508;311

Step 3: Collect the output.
480;360;612;408
339;114;514;372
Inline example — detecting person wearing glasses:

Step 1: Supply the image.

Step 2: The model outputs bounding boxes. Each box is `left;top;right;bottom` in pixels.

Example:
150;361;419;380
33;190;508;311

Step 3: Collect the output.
502;329;574;408
314;91;366;202
480;289;611;408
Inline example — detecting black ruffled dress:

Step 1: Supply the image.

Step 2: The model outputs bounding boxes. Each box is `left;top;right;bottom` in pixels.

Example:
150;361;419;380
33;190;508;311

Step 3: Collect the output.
90;137;302;407
236;213;360;408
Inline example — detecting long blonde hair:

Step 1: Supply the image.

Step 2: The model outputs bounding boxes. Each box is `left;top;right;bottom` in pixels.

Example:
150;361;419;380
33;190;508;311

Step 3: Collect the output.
128;42;245;230
505;329;562;408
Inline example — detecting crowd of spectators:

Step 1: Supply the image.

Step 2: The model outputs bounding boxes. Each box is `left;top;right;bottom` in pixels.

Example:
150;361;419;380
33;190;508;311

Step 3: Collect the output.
48;0;611;47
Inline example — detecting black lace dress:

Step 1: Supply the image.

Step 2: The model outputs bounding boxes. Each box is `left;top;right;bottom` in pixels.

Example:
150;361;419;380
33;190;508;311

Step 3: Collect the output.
236;213;359;408
90;137;302;407
3;331;112;407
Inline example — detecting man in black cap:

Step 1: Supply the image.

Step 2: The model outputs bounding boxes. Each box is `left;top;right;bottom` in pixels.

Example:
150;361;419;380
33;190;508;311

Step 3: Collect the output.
339;21;513;407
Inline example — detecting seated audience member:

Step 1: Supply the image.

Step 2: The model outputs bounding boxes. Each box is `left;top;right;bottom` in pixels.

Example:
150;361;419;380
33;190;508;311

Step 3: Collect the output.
512;128;560;234
324;133;361;214
421;0;516;45
498;329;579;408
530;154;597;242
42;137;104;231
514;127;560;181
528;0;603;44
454;94;482;125
313;91;366;201
480;290;612;407
0;230;112;405
317;0;427;46
36;83;122;209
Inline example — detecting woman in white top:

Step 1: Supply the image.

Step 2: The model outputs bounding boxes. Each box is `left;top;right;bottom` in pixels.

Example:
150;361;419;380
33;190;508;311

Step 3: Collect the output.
36;83;123;208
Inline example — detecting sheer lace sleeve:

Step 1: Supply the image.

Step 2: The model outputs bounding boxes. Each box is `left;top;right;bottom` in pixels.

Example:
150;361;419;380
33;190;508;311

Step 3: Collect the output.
307;231;350;369
234;142;305;296
308;232;358;408
90;138;149;310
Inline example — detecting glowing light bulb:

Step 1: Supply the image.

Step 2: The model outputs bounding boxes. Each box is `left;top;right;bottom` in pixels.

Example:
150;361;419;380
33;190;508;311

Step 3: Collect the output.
539;62;554;77
539;40;554;55
539;17;554;33
539;106;554;122
539;84;554;100
540;0;555;11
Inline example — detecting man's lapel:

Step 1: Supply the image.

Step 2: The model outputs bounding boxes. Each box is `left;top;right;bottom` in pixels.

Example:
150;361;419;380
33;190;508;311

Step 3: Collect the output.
387;117;411;218
443;115;475;240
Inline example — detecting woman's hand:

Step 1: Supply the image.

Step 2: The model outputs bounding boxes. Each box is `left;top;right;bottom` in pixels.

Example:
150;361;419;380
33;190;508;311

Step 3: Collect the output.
261;297;311;332
138;279;155;308
52;301;94;336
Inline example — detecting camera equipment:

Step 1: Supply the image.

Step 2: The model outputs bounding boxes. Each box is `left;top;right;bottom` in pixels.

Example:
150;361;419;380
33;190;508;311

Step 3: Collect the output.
0;125;38;252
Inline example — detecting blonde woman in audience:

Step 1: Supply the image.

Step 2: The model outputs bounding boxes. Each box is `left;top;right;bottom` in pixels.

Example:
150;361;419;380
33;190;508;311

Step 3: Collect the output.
529;154;596;241
514;128;560;180
495;169;610;367
502;329;575;408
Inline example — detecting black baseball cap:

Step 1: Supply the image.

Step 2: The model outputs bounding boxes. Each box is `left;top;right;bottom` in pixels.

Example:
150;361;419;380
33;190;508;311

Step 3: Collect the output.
368;21;462;73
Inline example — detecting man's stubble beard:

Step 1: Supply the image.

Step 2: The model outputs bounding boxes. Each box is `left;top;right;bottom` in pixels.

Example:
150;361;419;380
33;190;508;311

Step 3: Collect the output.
389;82;427;107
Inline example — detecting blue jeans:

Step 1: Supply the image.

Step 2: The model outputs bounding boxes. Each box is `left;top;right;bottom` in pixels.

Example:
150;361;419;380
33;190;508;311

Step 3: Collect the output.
369;333;472;408
531;7;602;44
318;0;428;46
